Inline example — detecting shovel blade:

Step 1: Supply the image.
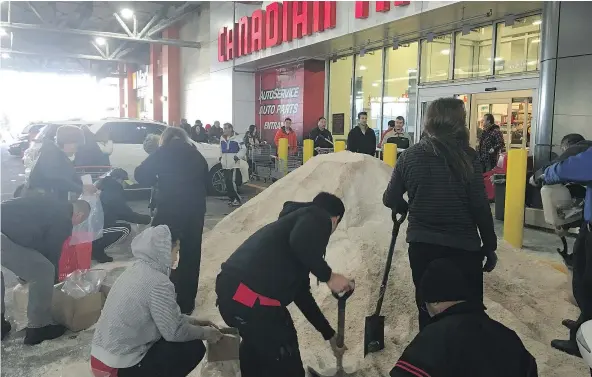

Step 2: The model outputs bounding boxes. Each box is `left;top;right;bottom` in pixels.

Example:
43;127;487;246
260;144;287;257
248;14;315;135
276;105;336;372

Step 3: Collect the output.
364;314;385;356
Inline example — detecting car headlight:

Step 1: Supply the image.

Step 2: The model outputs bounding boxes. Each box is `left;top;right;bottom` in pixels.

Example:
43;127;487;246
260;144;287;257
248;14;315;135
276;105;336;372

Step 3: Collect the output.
577;327;591;353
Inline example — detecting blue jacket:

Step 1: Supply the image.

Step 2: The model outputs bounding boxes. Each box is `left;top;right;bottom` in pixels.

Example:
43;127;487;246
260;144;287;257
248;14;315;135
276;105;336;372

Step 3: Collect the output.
544;147;592;222
220;133;246;170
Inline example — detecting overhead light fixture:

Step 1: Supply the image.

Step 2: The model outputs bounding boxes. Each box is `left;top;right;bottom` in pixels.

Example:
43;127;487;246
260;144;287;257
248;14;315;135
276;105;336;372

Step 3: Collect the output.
426;33;434;42
527;60;538;66
359;65;367;71
462;24;471;36
532;20;542;26
0;28;7;37
359;48;366;57
407;68;417;74
392;38;399;50
372;83;379;87
95;37;107;46
440;49;450;55
505;14;516;27
120;8;134;20
531;39;540;44
1;52;10;59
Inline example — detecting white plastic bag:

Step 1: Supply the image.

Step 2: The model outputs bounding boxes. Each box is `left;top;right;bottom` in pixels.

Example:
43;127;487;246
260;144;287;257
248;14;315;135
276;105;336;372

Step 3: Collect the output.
8;283;30;331
71;192;104;245
195;360;241;377
61;269;107;299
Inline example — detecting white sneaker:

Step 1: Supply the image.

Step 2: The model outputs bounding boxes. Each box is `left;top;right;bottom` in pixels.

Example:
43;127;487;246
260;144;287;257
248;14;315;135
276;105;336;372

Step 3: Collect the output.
230;200;241;207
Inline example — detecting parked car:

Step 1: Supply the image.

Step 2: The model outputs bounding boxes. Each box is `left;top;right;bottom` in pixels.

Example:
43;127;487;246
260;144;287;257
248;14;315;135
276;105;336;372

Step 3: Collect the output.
22;118;248;195
8;123;45;156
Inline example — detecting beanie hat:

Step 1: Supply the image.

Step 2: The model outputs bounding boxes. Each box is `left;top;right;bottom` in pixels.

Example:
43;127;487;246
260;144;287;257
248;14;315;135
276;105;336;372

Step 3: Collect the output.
56;125;84;146
420;259;472;304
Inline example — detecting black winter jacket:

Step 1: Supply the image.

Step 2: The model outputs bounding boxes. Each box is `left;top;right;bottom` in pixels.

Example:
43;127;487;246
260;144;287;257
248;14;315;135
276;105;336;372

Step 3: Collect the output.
309;127;334;149
383;139;496;252
1;196;73;268
191;125;208;143
347;125;376;155
390;301;538;377
134;138;209;221
96;176;151;227
74;128;110;167
27;139;83;201
220;201;335;340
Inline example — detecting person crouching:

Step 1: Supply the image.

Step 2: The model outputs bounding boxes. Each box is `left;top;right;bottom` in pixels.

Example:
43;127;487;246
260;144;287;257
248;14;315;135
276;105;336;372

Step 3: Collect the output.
90;225;223;377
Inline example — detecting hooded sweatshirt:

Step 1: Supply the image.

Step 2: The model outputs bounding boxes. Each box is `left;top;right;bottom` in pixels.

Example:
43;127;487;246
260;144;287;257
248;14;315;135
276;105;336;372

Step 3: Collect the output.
91;225;210;368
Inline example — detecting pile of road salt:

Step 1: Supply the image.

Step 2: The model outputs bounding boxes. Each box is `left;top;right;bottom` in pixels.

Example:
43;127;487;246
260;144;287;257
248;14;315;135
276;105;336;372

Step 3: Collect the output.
193;151;587;377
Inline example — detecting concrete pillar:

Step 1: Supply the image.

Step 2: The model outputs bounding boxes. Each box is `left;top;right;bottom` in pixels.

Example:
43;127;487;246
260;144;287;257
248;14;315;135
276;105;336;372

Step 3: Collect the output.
150;44;163;122
125;65;137;118
162;27;181;127
119;74;125;118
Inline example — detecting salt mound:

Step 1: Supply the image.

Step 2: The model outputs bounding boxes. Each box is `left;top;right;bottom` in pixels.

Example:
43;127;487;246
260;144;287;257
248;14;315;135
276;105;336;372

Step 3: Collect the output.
194;152;587;376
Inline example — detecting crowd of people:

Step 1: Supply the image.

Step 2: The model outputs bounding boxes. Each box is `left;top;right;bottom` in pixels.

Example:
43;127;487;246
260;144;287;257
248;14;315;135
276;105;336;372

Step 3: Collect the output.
0;97;590;377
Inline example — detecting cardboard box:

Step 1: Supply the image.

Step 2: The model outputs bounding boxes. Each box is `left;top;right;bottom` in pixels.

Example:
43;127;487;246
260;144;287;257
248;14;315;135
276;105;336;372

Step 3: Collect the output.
207;327;240;362
51;283;103;332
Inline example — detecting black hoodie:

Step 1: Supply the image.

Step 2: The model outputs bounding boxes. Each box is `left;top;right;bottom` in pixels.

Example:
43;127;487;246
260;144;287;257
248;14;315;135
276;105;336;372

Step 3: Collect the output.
220;201;335;340
95;176;151;227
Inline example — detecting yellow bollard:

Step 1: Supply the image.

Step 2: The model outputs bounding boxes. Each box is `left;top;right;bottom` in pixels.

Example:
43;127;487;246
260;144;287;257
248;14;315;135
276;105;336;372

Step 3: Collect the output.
303;139;314;164
278;138;289;176
503;148;528;248
334;140;346;152
383;143;398;167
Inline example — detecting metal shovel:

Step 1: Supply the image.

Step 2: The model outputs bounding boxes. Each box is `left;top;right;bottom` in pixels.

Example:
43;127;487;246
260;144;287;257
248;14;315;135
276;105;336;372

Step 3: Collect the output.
364;212;406;356
308;288;355;377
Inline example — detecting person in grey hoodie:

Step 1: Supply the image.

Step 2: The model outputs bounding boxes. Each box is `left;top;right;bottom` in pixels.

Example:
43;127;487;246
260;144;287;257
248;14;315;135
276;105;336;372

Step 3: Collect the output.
90;225;223;377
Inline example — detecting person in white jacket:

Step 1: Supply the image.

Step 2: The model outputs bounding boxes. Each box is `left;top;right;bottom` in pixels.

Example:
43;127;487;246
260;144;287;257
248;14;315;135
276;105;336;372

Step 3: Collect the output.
90;225;223;377
220;123;246;207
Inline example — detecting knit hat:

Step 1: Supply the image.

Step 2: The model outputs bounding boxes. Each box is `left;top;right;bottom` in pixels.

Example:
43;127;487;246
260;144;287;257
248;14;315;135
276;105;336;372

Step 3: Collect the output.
419;259;472;304
55;125;84;145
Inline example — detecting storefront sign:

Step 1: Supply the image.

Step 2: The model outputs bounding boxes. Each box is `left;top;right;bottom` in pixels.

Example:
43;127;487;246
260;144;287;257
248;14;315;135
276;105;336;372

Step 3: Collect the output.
355;1;410;19
133;68;149;90
218;1;336;62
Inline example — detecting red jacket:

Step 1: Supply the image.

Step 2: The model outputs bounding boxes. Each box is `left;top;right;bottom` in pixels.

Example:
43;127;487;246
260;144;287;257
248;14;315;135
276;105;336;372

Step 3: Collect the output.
274;127;298;153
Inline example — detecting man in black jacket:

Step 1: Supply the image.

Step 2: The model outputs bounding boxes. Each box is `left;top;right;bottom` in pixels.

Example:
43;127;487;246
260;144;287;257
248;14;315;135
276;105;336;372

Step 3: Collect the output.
391;258;538;377
1;197;90;344
309;117;333;155
92;168;152;263
347;111;377;156
215;192;353;377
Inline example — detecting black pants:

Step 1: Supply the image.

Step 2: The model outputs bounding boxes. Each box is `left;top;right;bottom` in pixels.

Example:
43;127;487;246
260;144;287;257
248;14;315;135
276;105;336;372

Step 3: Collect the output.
118;338;205;377
153;208;205;314
570;223;592;341
224;169;241;202
92;223;131;256
216;273;305;377
408;242;484;330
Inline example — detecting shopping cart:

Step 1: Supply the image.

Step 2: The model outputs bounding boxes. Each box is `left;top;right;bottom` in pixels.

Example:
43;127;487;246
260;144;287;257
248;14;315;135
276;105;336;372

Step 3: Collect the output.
270;147;303;181
249;144;275;183
315;147;334;155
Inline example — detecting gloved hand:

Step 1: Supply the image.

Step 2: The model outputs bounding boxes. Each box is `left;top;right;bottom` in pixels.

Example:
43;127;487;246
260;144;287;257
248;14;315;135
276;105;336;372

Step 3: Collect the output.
482;250;498;272
201;326;224;343
529;173;545;187
234;156;240;163
329;334;348;357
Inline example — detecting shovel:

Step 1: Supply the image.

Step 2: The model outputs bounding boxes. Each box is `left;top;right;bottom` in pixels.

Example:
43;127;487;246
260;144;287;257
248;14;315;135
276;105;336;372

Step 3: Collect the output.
364;212;407;356
308;287;356;377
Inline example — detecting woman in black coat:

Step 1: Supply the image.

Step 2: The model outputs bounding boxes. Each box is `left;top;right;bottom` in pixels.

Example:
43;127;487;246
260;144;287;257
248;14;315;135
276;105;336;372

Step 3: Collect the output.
134;127;209;314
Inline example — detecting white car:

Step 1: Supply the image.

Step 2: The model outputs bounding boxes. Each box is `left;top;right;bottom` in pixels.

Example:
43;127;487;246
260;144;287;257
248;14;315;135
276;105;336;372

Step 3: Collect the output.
22;118;248;196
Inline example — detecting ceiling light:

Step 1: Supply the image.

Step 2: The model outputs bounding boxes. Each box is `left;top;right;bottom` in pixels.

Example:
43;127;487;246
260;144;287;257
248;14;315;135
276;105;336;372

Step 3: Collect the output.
0;28;7;37
120;8;134;19
527;60;538;66
95;37;107;46
440;49;450;55
1;53;10;59
407;68;417;73
359;65;367;71
532;20;542;26
372;83;379;87
531;39;540;44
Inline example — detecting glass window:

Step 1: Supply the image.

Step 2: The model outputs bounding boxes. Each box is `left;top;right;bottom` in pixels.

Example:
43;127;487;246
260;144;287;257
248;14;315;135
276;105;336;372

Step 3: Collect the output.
454;26;493;79
420;34;452;83
353;49;383;141
328;56;353;138
495;14;541;75
383;42;419;140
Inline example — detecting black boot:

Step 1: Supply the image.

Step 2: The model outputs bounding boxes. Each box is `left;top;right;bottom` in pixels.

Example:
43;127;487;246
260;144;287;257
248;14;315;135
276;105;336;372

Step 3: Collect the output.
551;339;582;358
562;319;579;331
24;324;66;345
92;248;113;263
2;316;11;341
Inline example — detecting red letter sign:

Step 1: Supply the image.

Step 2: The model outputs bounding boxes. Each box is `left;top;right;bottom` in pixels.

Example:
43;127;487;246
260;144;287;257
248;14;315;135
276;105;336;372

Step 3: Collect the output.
226;23;237;60
218;27;227;62
312;1;324;33
376;1;390;12
252;9;266;52
282;1;293;43
355;1;369;19
265;2;283;47
238;16;251;57
394;1;411;6
292;1;312;39
324;1;336;29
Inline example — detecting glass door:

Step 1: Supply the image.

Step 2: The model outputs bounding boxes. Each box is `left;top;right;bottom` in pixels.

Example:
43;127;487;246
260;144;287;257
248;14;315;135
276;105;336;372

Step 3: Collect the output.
471;98;512;150
510;97;533;149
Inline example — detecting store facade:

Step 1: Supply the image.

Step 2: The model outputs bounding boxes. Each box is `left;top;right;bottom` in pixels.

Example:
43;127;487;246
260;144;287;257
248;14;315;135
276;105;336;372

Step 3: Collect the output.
178;1;592;164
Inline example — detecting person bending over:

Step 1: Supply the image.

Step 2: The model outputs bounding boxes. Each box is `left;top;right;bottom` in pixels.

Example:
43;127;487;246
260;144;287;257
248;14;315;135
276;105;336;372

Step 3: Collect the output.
216;192;354;377
537;146;592;357
92;168;152;263
1;197;90;344
90;225;223;377
390;259;538;377
383;98;497;330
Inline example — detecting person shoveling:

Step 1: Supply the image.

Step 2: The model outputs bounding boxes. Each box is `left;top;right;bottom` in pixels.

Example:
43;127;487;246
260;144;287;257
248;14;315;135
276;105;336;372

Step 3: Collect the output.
215;192;354;377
